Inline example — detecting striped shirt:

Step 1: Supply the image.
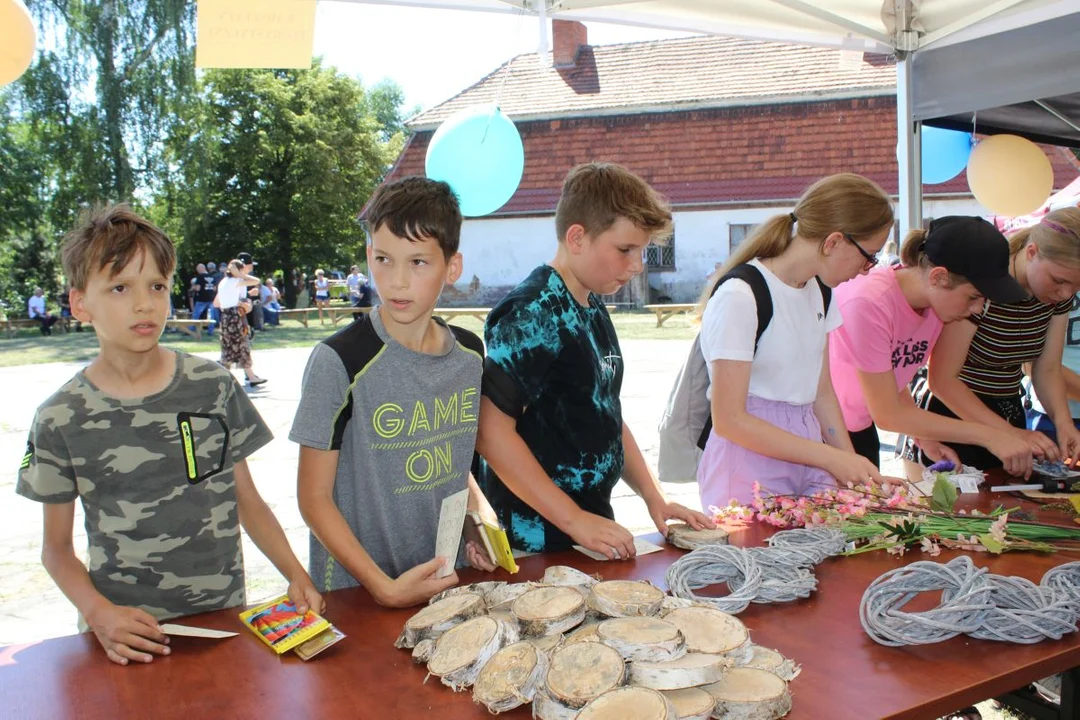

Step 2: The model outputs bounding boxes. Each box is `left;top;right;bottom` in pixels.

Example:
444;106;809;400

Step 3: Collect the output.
959;296;1073;396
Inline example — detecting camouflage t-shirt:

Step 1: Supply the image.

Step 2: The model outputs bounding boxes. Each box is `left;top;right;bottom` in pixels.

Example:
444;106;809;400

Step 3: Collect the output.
16;351;273;622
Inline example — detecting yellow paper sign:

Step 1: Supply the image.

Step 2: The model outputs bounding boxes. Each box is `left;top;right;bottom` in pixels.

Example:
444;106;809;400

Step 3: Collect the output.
1070;495;1080;515
196;0;316;69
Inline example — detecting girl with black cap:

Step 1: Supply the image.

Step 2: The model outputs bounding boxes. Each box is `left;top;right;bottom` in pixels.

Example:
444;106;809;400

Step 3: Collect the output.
830;216;1033;476
910;207;1080;472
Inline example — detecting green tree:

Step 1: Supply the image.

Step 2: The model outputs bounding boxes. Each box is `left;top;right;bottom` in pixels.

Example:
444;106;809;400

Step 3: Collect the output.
169;60;396;307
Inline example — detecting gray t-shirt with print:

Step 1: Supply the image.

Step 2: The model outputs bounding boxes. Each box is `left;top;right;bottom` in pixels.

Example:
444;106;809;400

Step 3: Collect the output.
16;352;273;622
289;309;484;592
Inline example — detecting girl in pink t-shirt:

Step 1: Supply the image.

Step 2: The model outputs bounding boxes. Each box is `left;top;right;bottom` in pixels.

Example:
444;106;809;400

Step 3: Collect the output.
829;216;1032;476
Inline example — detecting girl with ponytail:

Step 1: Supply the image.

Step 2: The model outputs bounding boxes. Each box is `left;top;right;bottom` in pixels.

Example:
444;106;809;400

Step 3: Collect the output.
697;174;894;507
913;207;1080;471
829;217;1032;477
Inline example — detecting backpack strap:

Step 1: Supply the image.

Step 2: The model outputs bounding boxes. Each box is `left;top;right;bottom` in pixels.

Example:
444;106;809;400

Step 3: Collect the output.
710;263;773;352
817;277;832;315
697;263;773;450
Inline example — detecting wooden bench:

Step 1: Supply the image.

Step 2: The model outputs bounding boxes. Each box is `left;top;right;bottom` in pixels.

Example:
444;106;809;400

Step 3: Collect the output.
435;307;490;322
278;306;372;327
164;319;213;340
643;303;697;327
3;316;74;338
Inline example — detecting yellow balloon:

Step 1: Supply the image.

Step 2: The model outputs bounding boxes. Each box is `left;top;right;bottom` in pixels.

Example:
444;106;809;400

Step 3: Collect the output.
0;0;35;88
967;134;1054;217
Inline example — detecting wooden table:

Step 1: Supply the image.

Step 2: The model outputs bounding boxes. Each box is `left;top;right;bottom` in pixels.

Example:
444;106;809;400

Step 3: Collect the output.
2;495;1078;720
644;303;697;326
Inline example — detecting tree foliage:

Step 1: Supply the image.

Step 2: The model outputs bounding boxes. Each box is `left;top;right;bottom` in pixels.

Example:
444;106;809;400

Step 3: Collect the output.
0;0;409;316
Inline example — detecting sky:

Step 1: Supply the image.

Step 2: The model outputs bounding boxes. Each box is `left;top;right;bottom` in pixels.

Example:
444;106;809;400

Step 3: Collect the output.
313;2;692;112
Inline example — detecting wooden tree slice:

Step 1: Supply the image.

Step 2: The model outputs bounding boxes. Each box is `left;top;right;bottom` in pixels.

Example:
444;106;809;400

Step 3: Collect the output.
528;632;564;654
430;581;507;606
532;689;580;720
545;642;626;708
662;606;751;663
396;592;485;649
487;582;539;611
661;687;716;720
667;524;730;551
629;653;730;691
411;638;435;664
563;621;602;646
597;616;687;662
742;646;801;681
588;580;665;617
577;687;676;720
543;565;599;588
473;640;549;713
703;667;791;720
427;616;518;691
512;586;587;636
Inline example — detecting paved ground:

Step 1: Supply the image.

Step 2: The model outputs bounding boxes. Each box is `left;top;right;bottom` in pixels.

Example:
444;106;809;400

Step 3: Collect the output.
0;338;904;646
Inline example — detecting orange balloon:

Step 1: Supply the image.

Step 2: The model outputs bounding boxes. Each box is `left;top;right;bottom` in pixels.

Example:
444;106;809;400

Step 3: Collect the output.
967;134;1054;217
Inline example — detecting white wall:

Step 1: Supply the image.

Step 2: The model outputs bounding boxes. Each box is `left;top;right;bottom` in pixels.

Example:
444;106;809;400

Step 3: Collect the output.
446;197;995;305
455;216;557;289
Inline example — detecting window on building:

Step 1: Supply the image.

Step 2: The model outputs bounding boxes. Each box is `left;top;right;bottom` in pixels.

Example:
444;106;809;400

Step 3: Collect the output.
644;232;675;270
729;224;755;253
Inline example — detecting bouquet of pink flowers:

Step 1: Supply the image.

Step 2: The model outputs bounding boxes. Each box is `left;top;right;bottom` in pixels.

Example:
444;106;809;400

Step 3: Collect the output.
710;481;925;530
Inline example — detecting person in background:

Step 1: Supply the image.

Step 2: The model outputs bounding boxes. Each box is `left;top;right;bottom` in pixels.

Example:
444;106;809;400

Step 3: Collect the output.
237;252;264;333
28;287;59;336
59;283;81;332
214;259;267;388
347;264;373;321
313;269;331;324
260;277;281;326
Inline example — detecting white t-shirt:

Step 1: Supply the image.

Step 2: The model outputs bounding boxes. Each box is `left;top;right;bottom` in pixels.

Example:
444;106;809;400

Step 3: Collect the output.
700;258;842;405
28;295;46;318
216;277;246;310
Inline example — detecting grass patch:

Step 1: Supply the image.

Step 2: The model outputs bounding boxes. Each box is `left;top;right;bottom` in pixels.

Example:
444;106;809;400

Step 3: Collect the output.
0;311;697;368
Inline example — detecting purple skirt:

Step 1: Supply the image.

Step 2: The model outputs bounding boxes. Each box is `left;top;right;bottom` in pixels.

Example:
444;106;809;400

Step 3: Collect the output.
697;395;835;508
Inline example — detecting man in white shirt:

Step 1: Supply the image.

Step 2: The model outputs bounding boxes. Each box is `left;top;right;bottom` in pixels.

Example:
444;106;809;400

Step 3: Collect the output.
346;265;372;321
27;287;59;336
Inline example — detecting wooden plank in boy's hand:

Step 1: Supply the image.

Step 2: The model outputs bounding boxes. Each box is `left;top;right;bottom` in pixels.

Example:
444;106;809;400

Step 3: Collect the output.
434;489;470;578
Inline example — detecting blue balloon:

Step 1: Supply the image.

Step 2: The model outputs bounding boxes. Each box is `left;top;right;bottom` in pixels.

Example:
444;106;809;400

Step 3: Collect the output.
425;105;525;217
921;126;972;185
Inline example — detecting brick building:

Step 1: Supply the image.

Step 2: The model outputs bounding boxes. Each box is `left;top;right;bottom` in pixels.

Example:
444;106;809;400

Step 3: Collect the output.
385;22;1079;304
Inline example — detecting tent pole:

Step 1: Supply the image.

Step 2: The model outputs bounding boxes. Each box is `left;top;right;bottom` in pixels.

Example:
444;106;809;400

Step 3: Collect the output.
896;53;922;238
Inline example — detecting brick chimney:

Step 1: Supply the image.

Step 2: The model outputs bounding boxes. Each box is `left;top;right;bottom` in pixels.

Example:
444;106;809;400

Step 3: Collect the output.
552;20;587;68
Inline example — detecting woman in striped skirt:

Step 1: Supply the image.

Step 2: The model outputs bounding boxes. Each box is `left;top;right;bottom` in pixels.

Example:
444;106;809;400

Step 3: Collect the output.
912;207;1080;471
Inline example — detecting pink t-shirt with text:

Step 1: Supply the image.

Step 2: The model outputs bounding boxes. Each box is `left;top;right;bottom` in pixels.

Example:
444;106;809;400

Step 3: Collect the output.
829;266;943;432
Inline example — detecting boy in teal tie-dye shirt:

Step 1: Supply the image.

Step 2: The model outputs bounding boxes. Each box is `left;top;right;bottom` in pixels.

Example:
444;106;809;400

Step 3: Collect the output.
477;163;714;557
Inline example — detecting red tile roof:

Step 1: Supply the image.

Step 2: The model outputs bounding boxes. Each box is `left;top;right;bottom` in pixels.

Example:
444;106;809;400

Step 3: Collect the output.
388;97;1079;215
408;35;898;129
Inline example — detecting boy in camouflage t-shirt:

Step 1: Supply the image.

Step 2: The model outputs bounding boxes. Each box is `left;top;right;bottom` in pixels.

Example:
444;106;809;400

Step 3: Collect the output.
16;205;321;666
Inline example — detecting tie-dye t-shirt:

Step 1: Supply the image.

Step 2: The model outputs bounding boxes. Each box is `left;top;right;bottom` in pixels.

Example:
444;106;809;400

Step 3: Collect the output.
480;265;624;552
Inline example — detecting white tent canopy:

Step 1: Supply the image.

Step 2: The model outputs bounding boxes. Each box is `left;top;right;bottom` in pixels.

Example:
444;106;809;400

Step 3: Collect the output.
337;0;1080;232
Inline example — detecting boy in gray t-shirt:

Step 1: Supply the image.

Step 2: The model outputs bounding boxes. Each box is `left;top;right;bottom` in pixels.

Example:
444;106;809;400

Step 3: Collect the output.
17;205;321;666
292;177;496;608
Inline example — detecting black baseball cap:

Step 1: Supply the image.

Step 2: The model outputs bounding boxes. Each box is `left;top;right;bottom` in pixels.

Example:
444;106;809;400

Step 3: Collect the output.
924;216;1028;304
237;252;257;266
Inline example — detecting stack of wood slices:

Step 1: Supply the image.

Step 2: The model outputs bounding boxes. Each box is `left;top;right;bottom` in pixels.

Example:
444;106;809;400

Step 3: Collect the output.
396;562;799;719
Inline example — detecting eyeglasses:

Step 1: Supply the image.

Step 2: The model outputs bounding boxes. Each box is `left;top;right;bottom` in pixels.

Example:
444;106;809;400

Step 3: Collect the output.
844;234;879;269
